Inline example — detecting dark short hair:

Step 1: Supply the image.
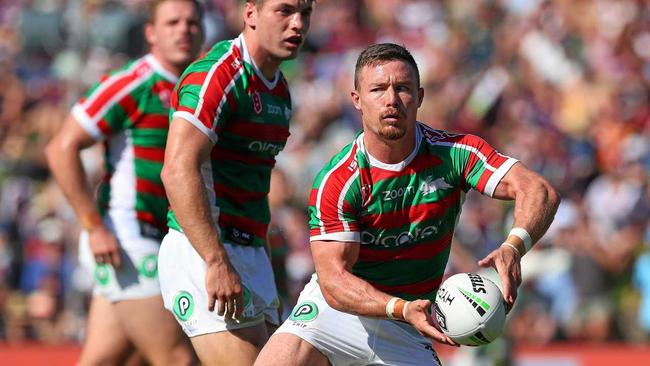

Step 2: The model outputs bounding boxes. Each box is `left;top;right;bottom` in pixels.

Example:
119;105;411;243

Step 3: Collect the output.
354;43;420;90
148;0;203;23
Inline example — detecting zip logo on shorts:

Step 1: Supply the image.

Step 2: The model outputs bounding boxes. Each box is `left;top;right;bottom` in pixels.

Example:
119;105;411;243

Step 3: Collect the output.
94;264;110;286
173;291;194;321
289;301;318;322
138;254;158;279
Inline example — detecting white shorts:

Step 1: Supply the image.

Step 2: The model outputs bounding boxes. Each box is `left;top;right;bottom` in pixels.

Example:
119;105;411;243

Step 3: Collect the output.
158;229;280;337
78;231;162;303
274;276;442;366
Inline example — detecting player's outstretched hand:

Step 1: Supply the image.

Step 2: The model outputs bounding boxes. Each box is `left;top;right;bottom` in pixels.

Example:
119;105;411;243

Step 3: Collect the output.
477;246;521;312
89;225;121;268
205;259;244;320
404;299;459;347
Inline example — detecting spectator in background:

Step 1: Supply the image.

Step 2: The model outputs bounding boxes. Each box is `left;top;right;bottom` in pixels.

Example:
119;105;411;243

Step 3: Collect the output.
44;1;203;364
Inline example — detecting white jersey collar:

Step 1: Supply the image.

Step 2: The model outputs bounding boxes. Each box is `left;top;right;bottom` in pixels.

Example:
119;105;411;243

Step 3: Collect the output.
145;54;179;83
237;34;280;90
358;123;422;171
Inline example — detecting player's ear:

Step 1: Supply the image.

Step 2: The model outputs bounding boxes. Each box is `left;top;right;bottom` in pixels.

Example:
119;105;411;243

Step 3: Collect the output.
417;87;424;108
351;90;361;111
144;22;156;45
243;2;257;29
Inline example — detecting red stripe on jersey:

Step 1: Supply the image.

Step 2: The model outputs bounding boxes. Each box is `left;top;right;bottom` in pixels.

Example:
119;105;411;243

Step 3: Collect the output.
371;275;443;296
97;119;113;135
214;182;267;202
118;94;142;123
194;46;242;130
84;61;150;119
210;146;275;166
178;72;209;92
316;145;359;235
151;80;175;95
137;114;168;129
136;178;166;197
225;120;290;142
248;72;290;98
358;231;453;262
136;210;166;229
369;151;442;181
134;146;165;162
361;188;461;229
218;213;268;239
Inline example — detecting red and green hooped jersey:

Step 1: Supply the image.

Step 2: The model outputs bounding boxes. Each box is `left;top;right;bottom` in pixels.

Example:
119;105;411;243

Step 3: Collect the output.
308;123;518;301
73;54;178;241
168;34;292;247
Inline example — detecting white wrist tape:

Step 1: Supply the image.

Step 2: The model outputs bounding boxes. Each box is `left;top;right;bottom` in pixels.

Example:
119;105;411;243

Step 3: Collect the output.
402;301;410;320
501;242;521;257
385;297;399;319
509;227;532;253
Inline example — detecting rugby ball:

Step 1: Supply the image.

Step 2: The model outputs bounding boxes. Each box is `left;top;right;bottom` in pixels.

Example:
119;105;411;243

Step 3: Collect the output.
434;273;506;346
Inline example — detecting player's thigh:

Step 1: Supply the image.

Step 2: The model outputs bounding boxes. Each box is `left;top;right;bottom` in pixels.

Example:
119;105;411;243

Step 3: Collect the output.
190;322;269;366
78;296;133;366
255;332;330;366
114;296;193;366
158;230;280;337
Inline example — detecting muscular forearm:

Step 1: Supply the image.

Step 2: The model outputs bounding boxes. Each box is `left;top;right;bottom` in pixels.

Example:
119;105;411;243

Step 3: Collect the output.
317;268;393;318
510;177;560;250
45;136;99;224
162;162;228;265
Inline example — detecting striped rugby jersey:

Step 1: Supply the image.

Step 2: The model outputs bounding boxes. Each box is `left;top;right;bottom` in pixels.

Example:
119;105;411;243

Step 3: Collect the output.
169;34;292;247
308;123;518;301
73;54;178;241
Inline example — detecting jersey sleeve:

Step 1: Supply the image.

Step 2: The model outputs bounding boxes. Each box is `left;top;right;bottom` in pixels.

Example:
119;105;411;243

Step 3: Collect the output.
308;148;362;243
170;53;242;145
449;134;518;197
72;64;149;140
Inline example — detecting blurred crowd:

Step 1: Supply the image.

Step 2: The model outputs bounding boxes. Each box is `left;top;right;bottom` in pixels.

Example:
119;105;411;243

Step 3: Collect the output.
0;0;648;355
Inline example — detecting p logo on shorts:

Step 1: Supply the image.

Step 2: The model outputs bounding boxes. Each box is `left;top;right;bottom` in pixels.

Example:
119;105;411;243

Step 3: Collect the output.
94;264;111;286
173;291;194;321
289;301;318;322
138;254;158;279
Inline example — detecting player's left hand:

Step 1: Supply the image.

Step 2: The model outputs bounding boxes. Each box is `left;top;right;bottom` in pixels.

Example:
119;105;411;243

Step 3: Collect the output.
477;246;521;312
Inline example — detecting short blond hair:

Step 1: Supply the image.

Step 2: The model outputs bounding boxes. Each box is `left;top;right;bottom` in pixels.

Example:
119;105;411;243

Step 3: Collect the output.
148;0;203;23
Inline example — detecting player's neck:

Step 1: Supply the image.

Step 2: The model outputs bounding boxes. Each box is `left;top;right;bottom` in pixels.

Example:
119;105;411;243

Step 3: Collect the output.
150;51;185;77
363;128;416;165
243;31;281;80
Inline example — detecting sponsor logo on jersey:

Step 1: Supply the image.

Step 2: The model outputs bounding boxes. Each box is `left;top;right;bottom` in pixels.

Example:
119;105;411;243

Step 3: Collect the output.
266;103;283;116
289;301;318;322
94;264;111;286
173;291;195;321
361;223;439;247
284;105;291;120
138;254;158;279
382;186;415;201
420;176;452;195
248;140;283;155
252;91;263;114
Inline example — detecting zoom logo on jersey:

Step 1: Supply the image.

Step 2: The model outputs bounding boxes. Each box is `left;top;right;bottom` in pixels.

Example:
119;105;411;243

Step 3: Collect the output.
289;301;318;322
382;186;415;201
361;224;438;247
173;291;194;321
